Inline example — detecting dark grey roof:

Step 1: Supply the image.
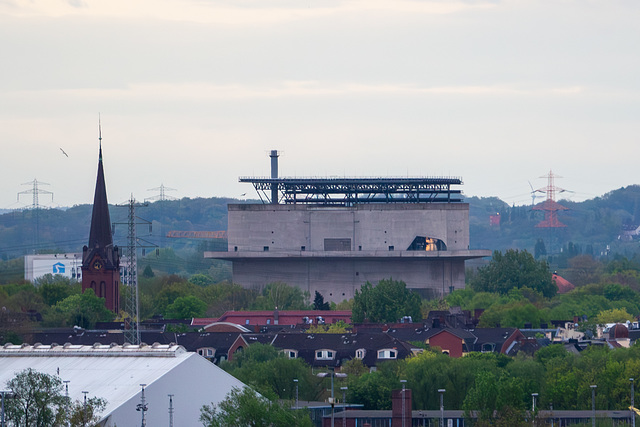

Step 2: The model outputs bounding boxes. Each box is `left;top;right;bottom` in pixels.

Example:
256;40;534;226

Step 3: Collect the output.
270;331;413;367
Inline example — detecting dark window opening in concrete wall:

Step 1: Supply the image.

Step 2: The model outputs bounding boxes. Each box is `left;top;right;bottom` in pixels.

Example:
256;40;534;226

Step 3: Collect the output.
389;246;394;251
358;245;362;251
234;246;238;252
407;236;447;251
324;238;351;251
301;246;305;251
263;246;269;251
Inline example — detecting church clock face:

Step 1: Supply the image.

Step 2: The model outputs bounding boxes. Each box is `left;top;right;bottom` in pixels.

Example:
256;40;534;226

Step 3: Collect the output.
93;260;104;271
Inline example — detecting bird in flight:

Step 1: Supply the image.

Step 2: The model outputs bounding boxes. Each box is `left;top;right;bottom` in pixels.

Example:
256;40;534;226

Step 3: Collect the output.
60;148;68;157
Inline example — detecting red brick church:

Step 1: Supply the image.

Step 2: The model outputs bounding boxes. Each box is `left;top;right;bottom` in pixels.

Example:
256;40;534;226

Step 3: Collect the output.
81;128;120;312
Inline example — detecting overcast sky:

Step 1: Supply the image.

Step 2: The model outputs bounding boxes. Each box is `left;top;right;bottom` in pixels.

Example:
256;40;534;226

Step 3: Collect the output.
1;0;638;210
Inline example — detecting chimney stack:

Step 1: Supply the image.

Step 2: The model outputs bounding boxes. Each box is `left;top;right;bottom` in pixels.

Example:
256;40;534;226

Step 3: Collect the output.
270;150;279;204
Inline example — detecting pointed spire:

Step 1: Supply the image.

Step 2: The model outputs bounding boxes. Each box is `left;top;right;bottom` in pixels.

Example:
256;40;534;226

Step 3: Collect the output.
88;118;113;249
98;114;103;162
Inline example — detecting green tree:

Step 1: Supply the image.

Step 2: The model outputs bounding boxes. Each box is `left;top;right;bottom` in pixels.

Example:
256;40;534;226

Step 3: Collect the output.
45;288;114;328
306;320;350;334
594;308;634;324
4;368;66;427
347;365;398;410
313;291;330;311
463;370;526;424
32;273;72;288
200;387;313;427
37;280;79;306
534;238;547;259
471;250;556;298
68;396;107;427
142;264;155;278
201;281;259;317
352;278;422;323
252;282;309;310
478;300;546;328
189;273;214;287
166;295;207;319
222;343;317;401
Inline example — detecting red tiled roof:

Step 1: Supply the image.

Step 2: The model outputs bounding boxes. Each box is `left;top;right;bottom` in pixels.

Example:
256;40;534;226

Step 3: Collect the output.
191;310;352;327
553;273;575;294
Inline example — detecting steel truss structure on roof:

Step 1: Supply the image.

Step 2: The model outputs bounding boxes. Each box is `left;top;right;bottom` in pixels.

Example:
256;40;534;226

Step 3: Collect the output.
239;177;464;205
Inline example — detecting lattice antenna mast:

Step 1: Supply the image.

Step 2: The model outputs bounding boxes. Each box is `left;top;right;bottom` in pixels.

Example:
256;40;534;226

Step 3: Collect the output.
18;179;53;209
533;170;569;228
114;195;152;345
146;184;177;202
168;394;174;427
536;170;565;203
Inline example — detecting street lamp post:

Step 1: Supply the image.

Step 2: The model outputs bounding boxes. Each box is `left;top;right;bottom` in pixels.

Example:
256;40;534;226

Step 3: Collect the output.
168;394;174;427
82;391;88;427
631;378;636;427
531;393;538;427
1;390;10;427
317;369;347;427
63;381;70;427
341;386;348;427
438;389;446;427
400;380;407;427
136;384;148;427
294;379;299;410
591;385;597;427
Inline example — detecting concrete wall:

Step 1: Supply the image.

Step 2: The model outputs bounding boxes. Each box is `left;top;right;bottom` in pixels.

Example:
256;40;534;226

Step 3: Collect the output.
227;203;470;253
207;202;490;303
231;257;466;302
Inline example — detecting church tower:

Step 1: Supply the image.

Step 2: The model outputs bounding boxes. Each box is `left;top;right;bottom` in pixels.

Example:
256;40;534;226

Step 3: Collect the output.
81;124;120;313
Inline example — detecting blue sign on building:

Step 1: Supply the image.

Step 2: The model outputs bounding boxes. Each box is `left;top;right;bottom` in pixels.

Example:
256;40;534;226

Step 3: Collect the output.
52;262;65;274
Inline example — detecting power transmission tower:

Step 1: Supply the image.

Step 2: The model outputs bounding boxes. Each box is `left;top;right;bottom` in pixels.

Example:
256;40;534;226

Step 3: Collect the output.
17;179;53;209
115;195;153;345
532;170;570;261
17;179;54;252
146;184;177;202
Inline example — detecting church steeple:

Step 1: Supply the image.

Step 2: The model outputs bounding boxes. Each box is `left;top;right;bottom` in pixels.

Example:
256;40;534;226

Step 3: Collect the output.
82;120;120;313
88;122;113;249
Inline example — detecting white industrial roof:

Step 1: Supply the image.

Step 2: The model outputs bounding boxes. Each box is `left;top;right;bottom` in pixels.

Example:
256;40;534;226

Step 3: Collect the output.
0;343;246;426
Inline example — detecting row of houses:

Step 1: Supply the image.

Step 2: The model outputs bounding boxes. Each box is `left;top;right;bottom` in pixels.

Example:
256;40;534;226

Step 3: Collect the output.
30;314;526;368
30;308;640;368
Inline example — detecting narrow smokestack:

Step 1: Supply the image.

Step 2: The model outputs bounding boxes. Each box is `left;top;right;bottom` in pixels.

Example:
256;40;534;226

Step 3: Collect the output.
270;150;279;204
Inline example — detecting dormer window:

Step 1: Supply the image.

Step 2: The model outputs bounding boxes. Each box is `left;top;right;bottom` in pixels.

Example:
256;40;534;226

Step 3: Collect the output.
481;343;496;353
283;349;298;359
355;348;366;359
377;349;397;359
315;349;335;360
197;347;215;358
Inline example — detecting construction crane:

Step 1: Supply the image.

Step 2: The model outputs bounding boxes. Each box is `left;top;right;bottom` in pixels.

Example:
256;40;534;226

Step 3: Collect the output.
166;231;227;239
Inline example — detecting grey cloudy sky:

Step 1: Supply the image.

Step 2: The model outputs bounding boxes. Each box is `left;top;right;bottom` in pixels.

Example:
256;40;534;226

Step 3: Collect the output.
1;0;638;210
